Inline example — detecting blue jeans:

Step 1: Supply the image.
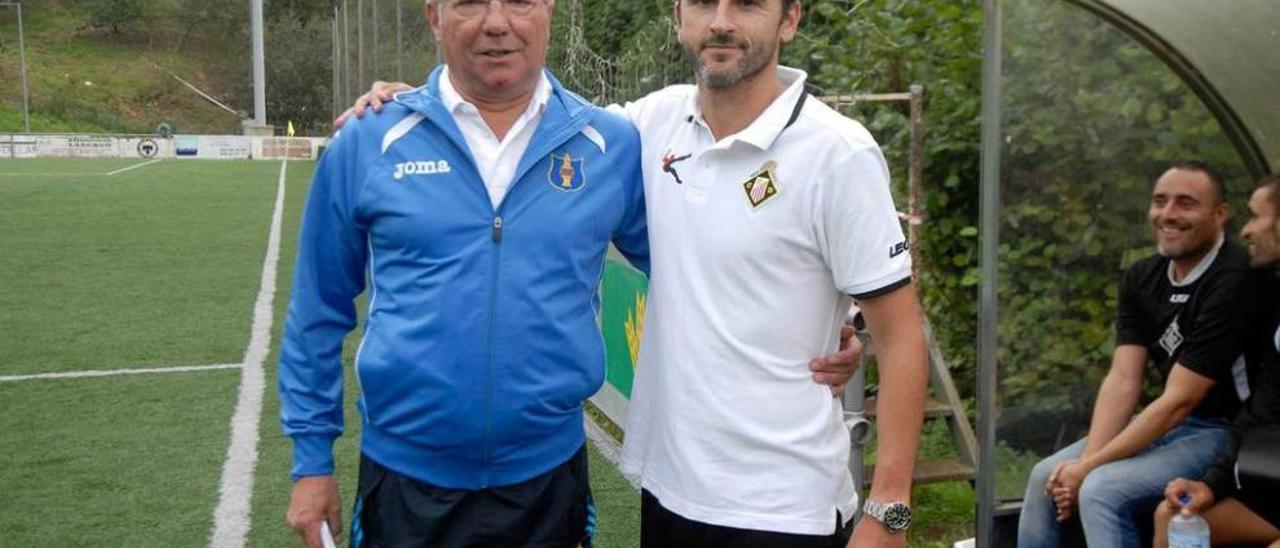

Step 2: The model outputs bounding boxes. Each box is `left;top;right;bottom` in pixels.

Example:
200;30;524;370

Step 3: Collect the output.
1016;417;1232;548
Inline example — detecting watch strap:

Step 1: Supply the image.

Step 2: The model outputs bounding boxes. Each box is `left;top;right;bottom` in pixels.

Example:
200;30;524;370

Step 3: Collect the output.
862;499;912;532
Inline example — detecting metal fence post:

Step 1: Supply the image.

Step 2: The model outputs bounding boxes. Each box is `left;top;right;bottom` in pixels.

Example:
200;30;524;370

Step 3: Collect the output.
908;84;926;272
977;0;1004;545
332;5;341;120
1;2;33;133
343;0;351;103
250;0;266;126
396;0;403;82
357;0;364;93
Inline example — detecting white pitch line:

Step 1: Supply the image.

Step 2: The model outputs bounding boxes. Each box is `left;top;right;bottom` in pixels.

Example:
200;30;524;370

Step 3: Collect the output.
105;158;162;176
0;172;107;177
0;363;241;383
585;415;638;489
209;159;288;548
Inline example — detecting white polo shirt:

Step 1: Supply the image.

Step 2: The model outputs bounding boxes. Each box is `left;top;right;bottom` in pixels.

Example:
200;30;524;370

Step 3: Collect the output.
439;65;552;208
615;67;912;535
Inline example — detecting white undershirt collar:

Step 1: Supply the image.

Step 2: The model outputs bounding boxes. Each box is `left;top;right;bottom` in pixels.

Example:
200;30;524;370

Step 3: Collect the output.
1167;235;1224;287
439;66;552;208
439;66;552;121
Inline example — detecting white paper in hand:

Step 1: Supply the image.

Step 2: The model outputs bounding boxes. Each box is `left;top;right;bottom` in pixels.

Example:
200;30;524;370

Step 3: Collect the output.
321;521;338;548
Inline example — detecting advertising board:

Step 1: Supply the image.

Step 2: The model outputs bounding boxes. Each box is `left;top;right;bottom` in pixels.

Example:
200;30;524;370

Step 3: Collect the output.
174;135;251;160
257;137;317;160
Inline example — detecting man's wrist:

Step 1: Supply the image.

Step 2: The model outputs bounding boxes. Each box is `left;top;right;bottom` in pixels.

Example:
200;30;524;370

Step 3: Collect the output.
868;483;912;505
1077;455;1103;474
867;463;914;502
868;486;911;503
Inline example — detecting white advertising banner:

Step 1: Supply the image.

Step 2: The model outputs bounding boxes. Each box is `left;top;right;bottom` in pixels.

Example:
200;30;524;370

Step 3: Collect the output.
174;135;252;160
2;134;327;160
0;135;38;158
117;137;175;159
254;137;319;160
40;135;115;158
205;136;252;159
32;135;70;157
0;135;173;159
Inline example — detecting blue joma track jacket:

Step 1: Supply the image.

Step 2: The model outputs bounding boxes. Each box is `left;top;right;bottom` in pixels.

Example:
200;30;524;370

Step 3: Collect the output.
279;66;649;489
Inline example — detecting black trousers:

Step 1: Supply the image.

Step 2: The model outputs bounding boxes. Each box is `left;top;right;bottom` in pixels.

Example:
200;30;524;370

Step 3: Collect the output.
640;489;854;548
353;446;593;548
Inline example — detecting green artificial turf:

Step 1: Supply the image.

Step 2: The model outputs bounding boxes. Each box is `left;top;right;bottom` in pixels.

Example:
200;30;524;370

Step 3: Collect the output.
0;370;239;547
0;157;142;175
0;159;278;375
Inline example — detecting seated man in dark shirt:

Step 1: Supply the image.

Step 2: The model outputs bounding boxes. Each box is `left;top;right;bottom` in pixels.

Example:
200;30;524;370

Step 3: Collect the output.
1018;161;1254;548
1155;174;1280;548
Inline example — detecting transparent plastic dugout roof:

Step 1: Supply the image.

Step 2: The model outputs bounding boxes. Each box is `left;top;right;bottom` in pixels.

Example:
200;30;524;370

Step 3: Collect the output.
1076;0;1280;177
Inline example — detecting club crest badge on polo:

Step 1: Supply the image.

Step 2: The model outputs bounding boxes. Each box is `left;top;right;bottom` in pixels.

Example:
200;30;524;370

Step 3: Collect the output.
743;160;780;208
547;153;586;192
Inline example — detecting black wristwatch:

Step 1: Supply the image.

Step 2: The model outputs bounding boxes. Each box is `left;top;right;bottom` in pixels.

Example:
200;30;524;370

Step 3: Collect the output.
862;499;912;533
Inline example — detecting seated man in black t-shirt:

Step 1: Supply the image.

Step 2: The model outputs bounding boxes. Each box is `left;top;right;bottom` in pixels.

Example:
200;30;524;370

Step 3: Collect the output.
1018;161;1254;548
1154;175;1280;548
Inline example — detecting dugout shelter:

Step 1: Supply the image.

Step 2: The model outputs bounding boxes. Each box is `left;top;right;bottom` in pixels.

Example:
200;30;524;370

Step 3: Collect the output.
976;0;1280;545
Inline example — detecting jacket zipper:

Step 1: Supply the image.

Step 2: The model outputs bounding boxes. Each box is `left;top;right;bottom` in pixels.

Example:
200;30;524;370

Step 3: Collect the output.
482;214;503;488
419;102;586;487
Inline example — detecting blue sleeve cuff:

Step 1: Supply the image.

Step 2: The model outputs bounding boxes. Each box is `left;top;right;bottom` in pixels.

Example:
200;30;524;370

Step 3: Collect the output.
290;433;339;480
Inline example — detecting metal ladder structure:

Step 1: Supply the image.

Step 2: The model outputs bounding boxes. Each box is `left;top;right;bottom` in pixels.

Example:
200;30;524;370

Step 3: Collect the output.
821;86;979;492
844;318;979;489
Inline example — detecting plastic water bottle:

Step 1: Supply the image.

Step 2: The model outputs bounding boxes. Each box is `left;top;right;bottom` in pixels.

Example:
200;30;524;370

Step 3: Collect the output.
1168;494;1210;548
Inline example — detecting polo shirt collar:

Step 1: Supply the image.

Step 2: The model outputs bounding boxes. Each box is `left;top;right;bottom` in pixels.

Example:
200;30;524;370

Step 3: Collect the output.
439;65;552;117
686;65;809;151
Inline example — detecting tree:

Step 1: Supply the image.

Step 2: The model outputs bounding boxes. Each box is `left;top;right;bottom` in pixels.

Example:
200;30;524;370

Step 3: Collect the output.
262;15;334;134
87;0;148;34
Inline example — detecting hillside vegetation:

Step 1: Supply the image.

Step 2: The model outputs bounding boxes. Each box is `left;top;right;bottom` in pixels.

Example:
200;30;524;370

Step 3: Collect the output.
0;0;375;135
1;1;245;134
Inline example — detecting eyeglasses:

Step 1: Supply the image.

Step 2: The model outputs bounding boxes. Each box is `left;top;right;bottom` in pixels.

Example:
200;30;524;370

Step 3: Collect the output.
447;0;543;18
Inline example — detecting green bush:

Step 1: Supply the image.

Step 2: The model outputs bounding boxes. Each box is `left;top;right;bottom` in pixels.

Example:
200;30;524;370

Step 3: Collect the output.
85;0;148;34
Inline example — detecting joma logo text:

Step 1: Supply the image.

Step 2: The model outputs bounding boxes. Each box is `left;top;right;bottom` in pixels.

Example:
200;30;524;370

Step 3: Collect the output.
394;160;452;180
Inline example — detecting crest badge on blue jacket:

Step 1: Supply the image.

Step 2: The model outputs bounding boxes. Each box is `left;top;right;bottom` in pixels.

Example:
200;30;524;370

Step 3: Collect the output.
548;153;587;192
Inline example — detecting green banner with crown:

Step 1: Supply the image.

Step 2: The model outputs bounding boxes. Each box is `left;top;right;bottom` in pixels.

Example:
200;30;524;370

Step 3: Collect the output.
595;257;648;423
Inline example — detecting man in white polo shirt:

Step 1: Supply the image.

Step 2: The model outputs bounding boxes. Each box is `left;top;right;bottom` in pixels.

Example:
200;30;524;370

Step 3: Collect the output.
341;1;928;545
618;1;927;546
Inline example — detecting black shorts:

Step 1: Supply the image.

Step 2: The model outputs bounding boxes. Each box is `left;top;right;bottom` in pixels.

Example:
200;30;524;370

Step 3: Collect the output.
640;489;854;548
352;446;594;548
1236;489;1280;530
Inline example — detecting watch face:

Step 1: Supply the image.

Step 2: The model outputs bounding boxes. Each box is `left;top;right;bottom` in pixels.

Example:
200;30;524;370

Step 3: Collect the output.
882;503;912;532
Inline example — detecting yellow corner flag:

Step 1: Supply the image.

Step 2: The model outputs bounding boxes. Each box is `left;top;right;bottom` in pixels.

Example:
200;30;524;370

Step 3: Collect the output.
287;120;296;137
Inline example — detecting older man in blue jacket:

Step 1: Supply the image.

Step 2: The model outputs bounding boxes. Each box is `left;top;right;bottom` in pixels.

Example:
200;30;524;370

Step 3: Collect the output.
280;1;856;547
279;1;649;546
